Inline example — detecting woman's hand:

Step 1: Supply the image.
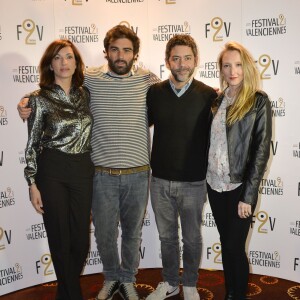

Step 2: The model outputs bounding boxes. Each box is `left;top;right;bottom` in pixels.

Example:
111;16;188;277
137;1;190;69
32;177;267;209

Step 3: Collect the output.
29;184;44;214
238;201;251;218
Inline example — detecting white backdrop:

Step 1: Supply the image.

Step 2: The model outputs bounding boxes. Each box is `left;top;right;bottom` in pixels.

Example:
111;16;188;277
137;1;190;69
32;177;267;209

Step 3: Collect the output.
0;0;300;295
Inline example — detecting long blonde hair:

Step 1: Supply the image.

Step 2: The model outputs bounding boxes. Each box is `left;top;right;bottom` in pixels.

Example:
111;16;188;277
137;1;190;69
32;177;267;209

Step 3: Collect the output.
218;41;260;126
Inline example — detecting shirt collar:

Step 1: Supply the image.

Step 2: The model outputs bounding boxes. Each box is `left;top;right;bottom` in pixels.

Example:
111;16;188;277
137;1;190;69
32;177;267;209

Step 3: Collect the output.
169;76;193;97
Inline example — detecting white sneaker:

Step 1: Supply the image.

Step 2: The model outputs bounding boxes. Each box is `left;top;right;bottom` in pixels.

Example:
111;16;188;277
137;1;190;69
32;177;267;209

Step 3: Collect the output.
118;282;140;300
146;282;179;300
183;286;200;300
97;280;120;300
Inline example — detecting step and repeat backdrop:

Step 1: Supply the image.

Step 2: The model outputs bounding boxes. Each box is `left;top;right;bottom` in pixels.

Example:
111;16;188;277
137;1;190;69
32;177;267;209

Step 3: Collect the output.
0;0;300;295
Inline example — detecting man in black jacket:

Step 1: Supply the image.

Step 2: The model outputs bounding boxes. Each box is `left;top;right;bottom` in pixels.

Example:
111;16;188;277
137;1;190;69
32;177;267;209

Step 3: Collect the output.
146;35;217;300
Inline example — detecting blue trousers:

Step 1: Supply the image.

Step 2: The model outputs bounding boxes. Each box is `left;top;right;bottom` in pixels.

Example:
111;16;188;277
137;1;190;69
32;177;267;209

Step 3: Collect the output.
150;176;207;287
92;170;149;283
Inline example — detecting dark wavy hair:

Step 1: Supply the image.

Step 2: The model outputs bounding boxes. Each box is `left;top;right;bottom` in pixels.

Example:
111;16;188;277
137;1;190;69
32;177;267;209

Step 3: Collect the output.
165;34;198;61
39;39;85;88
103;25;140;56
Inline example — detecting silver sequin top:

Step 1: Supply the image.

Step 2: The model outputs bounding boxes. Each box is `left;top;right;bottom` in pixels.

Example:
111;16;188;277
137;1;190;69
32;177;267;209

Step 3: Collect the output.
24;84;92;185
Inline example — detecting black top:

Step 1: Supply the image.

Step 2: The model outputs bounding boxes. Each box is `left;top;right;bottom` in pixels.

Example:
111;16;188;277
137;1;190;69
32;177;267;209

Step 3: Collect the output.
147;79;217;181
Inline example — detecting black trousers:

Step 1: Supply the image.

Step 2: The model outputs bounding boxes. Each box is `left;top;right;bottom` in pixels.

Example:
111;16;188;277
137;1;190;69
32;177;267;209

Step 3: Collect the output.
207;184;253;300
36;149;94;300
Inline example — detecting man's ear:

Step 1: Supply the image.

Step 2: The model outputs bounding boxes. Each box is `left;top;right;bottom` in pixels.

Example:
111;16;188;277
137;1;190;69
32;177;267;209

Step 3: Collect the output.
165;59;170;70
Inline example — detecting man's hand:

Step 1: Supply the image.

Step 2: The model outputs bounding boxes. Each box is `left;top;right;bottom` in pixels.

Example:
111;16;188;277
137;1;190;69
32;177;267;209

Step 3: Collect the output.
17;97;31;120
213;87;221;96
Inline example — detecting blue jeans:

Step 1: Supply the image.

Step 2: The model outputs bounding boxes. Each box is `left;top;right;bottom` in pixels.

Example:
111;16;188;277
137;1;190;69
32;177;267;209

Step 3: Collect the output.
92;170;149;283
150;176;207;287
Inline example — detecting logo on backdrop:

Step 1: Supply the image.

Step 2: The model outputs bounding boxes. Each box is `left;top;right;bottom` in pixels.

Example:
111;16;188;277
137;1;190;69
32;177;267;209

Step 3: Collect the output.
205;17;231;41
26;223;47;241
295;61;300;75
85;250;101;266
0;227;12;250
245;14;287;37
139;244;146;260
106;0;144;3
206;242;222;264
290;220;300;237
271;97;285;117
58;23;99;43
119;21;139;35
65;0;89;5
252;211;276;234
0;106;8;126
202;212;217;228
0;187;15;209
158;0;176;4
0;25;2;41
0;263;23;286
292;142;300;158
270;140;278;156
143;210;151;227
36;254;54;276
294;258;299;271
248;250;280;268
152;21;191;42
12;65;39;84
258;177;283;196
0;151;3;167
17;19;44;44
198;61;219;79
18;150;26;165
257;54;279;79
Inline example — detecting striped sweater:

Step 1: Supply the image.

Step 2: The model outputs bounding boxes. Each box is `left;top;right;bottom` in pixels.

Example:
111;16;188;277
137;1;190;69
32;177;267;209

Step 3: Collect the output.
84;65;160;168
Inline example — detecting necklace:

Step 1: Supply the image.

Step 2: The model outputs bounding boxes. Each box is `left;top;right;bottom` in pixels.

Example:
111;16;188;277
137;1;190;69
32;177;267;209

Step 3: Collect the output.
225;89;235;106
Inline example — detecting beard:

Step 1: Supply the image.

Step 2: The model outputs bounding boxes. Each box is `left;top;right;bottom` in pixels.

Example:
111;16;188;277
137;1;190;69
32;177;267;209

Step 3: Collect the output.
171;67;195;83
107;57;135;76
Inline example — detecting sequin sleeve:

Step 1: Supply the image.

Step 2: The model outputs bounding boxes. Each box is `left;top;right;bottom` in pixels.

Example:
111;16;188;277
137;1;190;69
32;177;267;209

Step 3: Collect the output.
24;92;45;186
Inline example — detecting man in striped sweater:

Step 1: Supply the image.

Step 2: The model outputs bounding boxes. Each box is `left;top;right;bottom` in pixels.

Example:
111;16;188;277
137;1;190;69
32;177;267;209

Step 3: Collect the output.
85;25;160;300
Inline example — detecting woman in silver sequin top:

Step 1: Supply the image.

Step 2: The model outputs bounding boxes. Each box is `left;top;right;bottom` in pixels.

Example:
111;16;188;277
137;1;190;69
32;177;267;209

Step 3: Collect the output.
24;39;94;300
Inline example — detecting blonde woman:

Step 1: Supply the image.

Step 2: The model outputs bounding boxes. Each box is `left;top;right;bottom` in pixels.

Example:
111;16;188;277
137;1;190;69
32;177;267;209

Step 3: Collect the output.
206;41;272;300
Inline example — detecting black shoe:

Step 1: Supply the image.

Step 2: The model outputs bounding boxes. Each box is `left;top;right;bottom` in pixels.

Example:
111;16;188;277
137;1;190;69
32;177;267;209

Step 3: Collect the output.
97;280;120;300
119;282;140;300
224;292;234;300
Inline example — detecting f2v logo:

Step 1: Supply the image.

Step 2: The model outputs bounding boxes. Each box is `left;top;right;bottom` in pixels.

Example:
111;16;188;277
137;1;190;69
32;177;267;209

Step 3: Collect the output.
205;17;231;41
0;227;12;250
17;19;44;44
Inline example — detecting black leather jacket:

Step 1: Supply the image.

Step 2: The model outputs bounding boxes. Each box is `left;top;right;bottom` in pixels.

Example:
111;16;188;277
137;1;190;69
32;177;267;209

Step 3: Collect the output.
213;90;272;206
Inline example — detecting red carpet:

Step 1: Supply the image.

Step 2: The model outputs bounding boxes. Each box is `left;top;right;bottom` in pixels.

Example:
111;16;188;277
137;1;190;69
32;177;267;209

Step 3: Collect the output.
1;268;299;300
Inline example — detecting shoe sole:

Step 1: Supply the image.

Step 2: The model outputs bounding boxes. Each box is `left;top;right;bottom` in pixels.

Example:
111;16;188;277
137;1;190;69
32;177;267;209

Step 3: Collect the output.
97;289;119;300
146;287;180;300
118;292;140;300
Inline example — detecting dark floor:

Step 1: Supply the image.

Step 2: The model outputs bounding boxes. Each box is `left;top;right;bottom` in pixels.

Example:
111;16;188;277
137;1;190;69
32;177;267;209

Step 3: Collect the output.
1;268;300;300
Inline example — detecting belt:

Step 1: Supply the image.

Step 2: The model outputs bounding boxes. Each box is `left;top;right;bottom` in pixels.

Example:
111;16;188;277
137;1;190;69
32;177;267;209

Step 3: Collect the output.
95;165;150;176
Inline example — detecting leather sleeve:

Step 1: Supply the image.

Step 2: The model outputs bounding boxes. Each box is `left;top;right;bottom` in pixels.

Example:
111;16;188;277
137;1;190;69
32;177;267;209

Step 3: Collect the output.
242;93;272;205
